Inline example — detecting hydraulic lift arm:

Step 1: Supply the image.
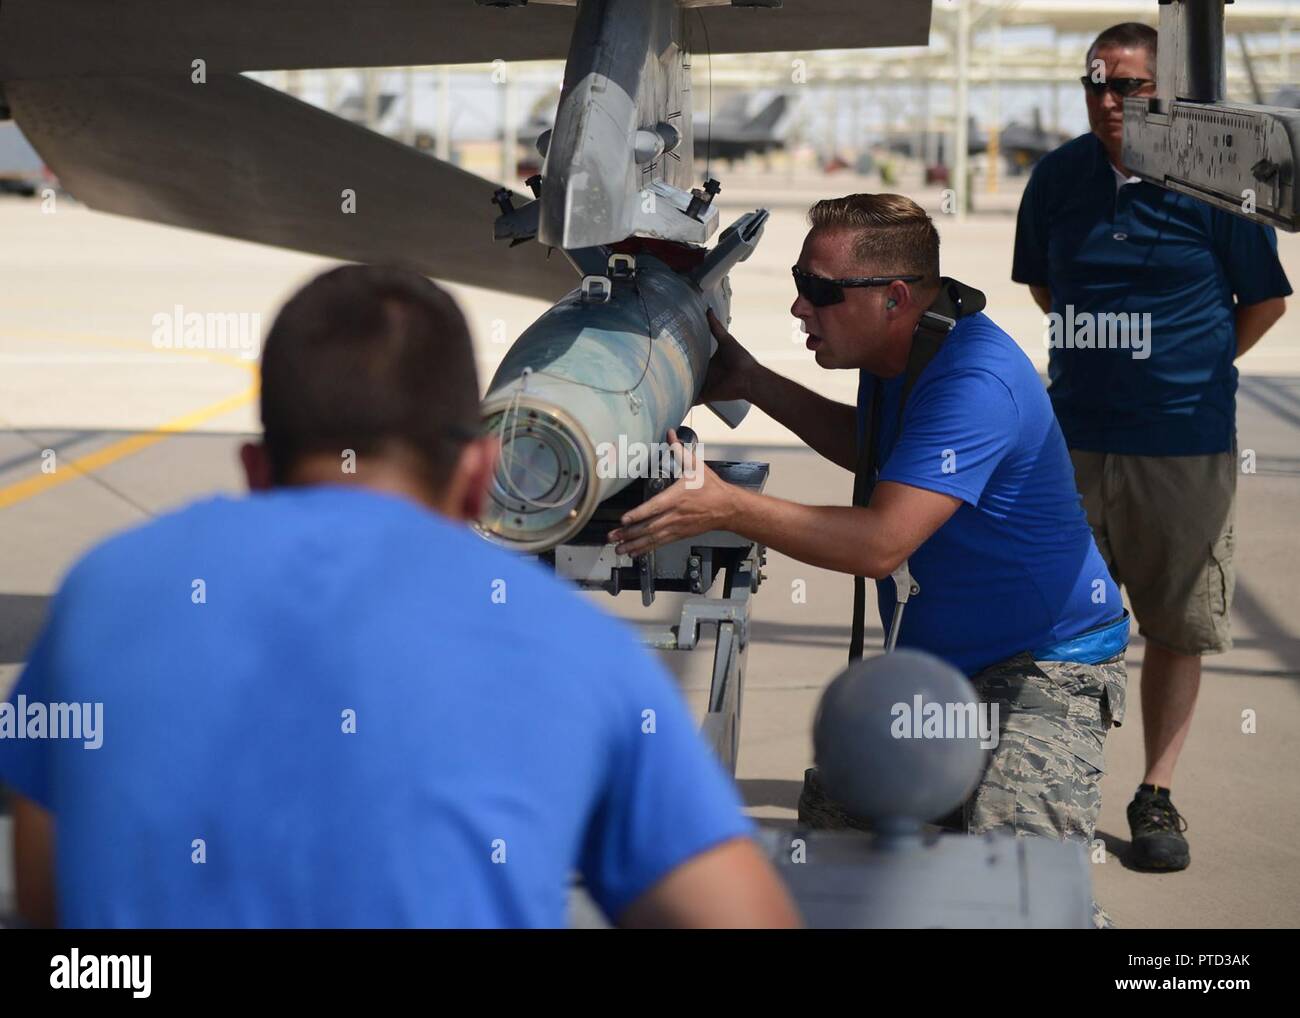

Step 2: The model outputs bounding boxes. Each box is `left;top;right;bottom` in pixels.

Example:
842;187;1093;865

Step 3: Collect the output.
1124;0;1300;231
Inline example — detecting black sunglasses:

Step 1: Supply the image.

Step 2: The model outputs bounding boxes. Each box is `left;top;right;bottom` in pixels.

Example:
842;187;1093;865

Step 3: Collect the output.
791;267;921;308
1080;76;1155;99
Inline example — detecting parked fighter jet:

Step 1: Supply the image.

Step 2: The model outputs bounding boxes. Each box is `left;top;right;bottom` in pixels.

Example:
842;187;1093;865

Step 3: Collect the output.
995;110;1071;176
518;89;794;179
334;89;400;128
696;92;795;165
893;110;1066;176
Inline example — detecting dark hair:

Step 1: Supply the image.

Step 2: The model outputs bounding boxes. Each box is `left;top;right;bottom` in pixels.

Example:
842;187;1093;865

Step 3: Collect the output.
259;264;479;492
807;193;940;286
1086;22;1157;76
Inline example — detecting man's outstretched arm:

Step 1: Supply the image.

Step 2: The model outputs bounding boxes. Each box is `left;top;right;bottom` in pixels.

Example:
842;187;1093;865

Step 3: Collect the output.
610;446;961;581
725;480;961;580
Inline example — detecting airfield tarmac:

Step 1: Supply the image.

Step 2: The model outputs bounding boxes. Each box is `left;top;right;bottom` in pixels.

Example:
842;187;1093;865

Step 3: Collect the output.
1;168;1297;928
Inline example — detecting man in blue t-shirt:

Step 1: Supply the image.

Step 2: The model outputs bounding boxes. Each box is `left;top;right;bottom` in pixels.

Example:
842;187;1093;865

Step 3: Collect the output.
608;193;1128;859
1013;22;1291;873
0;265;798;929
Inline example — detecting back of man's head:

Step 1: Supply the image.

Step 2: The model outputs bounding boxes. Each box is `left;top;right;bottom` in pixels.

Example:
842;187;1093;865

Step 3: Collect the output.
251;265;488;512
807;193;940;288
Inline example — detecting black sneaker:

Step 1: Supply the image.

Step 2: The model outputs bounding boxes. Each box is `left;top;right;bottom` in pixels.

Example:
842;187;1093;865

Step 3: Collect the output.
797;767;873;832
1126;789;1190;871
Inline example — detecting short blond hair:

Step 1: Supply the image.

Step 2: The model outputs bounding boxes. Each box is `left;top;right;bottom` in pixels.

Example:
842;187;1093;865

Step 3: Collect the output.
807;193;940;286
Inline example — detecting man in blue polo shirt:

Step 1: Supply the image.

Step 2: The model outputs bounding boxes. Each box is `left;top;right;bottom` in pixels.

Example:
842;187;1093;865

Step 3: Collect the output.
1013;22;1290;872
0;265;798;929
610;194;1128;863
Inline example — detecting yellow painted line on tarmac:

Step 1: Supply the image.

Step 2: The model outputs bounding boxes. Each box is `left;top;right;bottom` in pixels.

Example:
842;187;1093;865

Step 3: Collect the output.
0;380;259;510
0;327;259;510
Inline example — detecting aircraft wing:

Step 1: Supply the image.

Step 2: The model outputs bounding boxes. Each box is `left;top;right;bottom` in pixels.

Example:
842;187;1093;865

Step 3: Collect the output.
0;0;932;294
0;1;931;79
4;73;577;301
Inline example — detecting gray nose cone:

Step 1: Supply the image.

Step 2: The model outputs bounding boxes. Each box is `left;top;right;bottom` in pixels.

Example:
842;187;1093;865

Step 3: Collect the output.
813;649;990;832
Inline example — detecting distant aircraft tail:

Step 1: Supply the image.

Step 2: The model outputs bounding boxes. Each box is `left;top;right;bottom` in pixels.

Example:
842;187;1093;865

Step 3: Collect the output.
745;95;790;133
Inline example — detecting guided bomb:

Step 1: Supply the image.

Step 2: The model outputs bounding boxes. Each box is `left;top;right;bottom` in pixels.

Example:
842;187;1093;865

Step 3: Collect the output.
478;211;767;552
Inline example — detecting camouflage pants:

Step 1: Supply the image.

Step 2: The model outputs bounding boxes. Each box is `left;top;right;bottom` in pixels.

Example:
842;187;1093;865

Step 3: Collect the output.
942;652;1128;845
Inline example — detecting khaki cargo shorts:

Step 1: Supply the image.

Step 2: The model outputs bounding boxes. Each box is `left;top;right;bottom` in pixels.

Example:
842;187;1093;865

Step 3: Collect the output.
1069;449;1236;655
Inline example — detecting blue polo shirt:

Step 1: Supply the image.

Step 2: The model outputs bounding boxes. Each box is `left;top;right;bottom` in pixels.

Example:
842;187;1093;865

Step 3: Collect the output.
858;312;1121;675
0;487;751;928
1013;132;1291;456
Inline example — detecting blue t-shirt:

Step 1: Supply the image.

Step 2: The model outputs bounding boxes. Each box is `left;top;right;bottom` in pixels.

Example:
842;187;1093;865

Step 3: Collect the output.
0;487;751;928
857;312;1121;675
1013;131;1291;456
